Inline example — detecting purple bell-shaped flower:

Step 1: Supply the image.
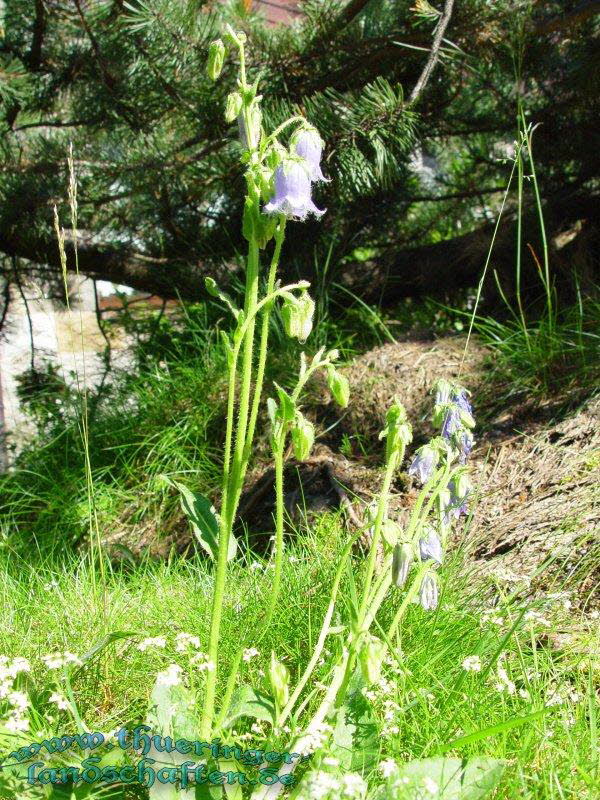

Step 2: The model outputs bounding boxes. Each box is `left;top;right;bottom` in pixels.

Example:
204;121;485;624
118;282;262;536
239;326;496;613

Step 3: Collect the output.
419;528;443;565
264;161;325;221
408;444;439;484
292;129;329;183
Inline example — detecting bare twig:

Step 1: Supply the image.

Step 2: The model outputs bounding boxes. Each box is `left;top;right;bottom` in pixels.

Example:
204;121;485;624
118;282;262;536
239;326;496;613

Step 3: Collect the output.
409;0;455;105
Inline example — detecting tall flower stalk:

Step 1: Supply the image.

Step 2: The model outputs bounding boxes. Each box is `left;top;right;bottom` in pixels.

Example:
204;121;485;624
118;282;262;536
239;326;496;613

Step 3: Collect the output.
201;28;330;738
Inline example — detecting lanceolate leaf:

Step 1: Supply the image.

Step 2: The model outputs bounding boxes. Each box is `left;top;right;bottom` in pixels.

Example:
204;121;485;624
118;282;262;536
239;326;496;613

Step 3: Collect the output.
222;684;276;728
369;757;505;800
161;476;237;561
330;665;379;771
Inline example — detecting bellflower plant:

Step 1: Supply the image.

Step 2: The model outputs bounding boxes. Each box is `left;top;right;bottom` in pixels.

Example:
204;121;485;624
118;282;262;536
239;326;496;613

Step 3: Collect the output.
195;26;336;740
142;30;478;798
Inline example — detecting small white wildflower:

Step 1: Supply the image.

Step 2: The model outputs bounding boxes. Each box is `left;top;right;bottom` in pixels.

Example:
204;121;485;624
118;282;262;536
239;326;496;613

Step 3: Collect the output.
137;636;167;652
175;633;201;652
379;758;397;778
49;692;70;711
341;773;367;798
519;688;531;700
8;691;29;711
382;724;400;735
524;610;551;627
10;657;31;675
243;647;260;661
5;712;29;732
322;756;339;767
423;776;439;795
481;609;504;626
191;654;216;672
462;655;482;672
494;664;516;695
250;561;263;571
42;652;66;669
156;664;182;687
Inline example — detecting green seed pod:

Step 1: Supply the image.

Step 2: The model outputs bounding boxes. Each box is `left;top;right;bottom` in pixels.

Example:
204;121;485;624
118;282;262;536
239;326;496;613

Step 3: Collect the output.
291;413;315;462
206;39;225;81
358;633;386;686
268;652;289;710
327;368;350;408
224;91;243;123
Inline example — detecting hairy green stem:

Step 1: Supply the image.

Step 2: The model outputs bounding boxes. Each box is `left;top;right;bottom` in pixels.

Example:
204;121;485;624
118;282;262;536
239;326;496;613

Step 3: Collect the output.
201;210;260;738
357;447;402;624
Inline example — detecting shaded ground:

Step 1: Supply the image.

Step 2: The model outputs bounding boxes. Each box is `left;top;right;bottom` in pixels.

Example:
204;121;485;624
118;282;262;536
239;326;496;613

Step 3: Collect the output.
242;336;599;605
103;335;599;612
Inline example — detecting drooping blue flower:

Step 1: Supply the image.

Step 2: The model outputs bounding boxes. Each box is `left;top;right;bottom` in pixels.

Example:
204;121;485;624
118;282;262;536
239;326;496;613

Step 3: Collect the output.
264;161;325;221
441;407;461;439
457;430;474;463
419;573;439;611
442;477;471;524
419;528;443;565
452;389;473;416
392;542;413;588
408;444;439;484
292;129;328;183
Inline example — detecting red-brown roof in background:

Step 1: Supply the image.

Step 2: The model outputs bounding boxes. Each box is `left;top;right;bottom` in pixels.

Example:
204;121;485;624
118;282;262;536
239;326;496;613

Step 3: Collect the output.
254;0;303;25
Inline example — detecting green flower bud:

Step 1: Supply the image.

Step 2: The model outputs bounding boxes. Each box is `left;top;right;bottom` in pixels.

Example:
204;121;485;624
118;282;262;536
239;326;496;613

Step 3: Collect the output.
204;276;220;297
281;292;315;343
327;368;350;408
358;633;386;686
379;400;412;462
268;652;289;711
206;39;225;81
392;542;413;588
453;471;473;498
291;412;315;462
224;91;243;123
238;105;262;150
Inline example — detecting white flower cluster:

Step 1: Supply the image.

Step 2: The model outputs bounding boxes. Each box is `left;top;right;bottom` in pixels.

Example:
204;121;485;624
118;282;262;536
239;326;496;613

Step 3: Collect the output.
175;633;201;652
295;769;367;800
462;655;482;672
42;651;82;669
297;722;333;757
136;636;167;652
0;655;31;733
190;653;216;672
156;664;183;687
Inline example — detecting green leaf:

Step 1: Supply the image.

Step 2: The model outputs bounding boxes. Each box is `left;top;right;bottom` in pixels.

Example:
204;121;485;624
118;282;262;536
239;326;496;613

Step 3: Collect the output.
78;631;138;666
162;476;236;561
330;665;379;771
273;383;296;423
221;684;276;728
146;671;200;800
370;757;505;800
438;708;551;753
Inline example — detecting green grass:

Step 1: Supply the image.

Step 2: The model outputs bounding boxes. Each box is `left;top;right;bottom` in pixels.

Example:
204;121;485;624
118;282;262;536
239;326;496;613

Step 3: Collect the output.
0;515;596;798
474;294;600;402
